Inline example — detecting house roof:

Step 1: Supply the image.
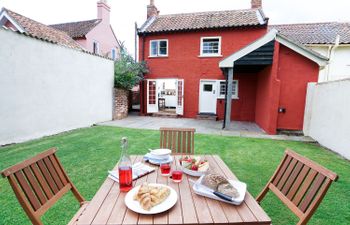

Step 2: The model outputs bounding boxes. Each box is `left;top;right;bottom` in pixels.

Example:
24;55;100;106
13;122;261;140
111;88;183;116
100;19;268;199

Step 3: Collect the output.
219;29;329;68
1;8;82;49
270;22;350;45
139;8;268;34
50;19;101;39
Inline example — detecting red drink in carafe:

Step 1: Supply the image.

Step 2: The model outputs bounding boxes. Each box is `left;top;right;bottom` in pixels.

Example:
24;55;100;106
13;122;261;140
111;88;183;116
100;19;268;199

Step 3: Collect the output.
119;166;133;192
118;137;133;192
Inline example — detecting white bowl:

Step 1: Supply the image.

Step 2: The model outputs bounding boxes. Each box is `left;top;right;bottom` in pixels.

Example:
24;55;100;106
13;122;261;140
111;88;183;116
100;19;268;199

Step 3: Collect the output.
181;166;208;177
149;148;172;156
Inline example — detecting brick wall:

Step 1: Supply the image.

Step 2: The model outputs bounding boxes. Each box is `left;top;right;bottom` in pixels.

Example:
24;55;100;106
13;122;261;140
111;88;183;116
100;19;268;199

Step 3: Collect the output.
114;88;129;120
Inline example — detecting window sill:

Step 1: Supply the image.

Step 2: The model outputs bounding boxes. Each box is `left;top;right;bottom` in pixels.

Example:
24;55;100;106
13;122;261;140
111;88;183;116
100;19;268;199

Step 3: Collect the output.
148;55;168;58
198;55;223;58
218;97;239;100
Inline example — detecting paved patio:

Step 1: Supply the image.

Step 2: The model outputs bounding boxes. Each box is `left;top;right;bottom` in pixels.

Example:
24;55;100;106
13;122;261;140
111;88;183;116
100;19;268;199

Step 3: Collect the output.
98;113;314;142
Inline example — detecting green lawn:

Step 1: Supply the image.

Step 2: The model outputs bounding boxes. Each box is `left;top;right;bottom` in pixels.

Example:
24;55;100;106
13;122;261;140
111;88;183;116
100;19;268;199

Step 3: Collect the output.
0;126;349;225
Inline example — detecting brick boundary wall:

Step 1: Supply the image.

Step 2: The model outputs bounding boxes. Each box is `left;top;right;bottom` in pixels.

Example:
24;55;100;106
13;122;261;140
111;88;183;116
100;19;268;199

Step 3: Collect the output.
113;88;129;120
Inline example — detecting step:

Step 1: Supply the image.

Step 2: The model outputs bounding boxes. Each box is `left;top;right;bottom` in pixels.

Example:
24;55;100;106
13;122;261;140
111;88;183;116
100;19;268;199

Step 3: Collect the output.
152;112;178;118
196;113;218;121
277;129;304;136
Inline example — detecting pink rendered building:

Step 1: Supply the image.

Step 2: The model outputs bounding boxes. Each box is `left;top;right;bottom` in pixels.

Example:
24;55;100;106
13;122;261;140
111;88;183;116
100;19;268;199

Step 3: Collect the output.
0;0;120;59
51;0;120;59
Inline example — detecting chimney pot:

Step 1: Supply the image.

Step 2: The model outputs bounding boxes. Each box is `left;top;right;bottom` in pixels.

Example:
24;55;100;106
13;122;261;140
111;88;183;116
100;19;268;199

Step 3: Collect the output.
147;0;159;19
97;0;111;24
251;0;262;8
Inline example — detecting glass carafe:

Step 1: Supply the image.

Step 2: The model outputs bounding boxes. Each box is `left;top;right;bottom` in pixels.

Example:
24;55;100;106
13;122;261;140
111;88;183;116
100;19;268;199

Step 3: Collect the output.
118;137;133;192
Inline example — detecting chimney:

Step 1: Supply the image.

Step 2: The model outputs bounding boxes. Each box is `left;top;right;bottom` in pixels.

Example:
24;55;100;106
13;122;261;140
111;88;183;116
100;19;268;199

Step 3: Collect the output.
97;0;111;24
147;0;159;19
251;0;262;8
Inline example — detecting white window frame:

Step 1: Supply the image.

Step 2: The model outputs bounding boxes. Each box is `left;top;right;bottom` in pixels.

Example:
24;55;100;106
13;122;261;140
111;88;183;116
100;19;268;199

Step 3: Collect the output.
93;41;100;54
200;36;222;57
149;39;168;57
111;48;117;60
218;80;239;99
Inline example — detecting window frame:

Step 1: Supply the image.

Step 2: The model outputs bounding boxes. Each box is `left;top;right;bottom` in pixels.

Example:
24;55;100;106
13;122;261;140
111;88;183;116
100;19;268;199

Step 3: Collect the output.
149;39;168;57
93;41;100;54
111;48;117;60
218;80;239;99
200;36;222;57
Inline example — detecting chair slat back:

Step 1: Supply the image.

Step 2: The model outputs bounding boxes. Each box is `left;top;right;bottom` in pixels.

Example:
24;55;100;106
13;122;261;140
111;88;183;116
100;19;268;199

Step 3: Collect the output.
257;149;338;225
1;148;85;225
160;127;195;154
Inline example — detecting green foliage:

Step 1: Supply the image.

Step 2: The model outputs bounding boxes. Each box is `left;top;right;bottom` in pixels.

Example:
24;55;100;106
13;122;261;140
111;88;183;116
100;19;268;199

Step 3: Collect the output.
0;126;349;225
114;46;148;90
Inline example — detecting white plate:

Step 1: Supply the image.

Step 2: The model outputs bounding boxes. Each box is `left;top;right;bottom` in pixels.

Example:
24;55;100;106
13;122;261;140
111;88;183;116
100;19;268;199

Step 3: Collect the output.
125;184;178;214
148;155;174;165
149;149;172;156
192;175;247;205
181;166;208;177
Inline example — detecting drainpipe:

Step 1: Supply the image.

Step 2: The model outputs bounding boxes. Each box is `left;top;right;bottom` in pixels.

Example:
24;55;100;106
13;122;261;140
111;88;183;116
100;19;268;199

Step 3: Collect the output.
326;34;340;81
134;22;138;62
140;32;146;114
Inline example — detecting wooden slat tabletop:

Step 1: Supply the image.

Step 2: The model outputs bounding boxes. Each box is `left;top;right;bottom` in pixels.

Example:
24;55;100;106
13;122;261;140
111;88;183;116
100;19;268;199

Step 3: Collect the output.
74;155;271;225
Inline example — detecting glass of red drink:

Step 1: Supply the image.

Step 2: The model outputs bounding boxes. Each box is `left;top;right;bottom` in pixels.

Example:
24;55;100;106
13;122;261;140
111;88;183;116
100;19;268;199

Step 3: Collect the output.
171;170;183;183
118;166;133;192
160;163;171;176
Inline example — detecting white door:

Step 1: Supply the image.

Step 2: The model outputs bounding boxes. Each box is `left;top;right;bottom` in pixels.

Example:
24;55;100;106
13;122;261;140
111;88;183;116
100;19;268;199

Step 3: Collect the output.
176;79;184;115
147;79;158;113
199;81;217;114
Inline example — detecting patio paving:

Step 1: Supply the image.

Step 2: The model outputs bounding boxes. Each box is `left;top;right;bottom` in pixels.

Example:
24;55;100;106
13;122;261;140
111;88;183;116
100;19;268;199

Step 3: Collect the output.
98;113;315;142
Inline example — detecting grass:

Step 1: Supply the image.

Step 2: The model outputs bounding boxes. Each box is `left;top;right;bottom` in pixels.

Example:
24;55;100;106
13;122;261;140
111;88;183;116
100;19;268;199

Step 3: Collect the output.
0;126;349;225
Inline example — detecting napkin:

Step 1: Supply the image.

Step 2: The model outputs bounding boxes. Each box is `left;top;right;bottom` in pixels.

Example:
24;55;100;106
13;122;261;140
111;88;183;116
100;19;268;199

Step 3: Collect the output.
108;162;155;183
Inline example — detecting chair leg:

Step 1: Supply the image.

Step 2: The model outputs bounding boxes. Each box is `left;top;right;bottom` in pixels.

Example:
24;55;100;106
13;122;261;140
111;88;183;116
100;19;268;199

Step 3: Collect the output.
256;185;270;204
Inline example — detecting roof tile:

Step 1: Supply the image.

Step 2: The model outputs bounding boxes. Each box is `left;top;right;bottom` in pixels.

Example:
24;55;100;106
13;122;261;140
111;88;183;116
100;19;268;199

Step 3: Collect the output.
139;8;268;34
5;8;82;49
270;22;350;45
50;19;101;38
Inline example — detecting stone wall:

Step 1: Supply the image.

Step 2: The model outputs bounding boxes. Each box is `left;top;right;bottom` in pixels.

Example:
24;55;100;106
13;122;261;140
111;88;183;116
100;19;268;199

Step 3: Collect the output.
114;88;129;120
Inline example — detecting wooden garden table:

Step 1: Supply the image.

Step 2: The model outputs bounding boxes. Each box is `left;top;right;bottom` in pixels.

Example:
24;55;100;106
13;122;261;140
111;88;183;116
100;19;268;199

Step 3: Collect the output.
73;155;271;225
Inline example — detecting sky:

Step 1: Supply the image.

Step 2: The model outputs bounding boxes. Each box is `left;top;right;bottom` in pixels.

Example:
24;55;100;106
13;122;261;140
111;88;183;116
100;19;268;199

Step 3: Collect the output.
1;0;350;56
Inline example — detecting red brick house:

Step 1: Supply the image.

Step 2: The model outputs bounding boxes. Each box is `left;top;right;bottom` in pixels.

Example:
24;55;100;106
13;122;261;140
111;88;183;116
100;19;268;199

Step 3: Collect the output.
138;0;328;134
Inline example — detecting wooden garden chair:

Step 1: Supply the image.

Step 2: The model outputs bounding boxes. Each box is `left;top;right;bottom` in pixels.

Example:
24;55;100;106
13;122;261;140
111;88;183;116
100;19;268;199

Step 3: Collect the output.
160;127;196;154
1;148;88;225
256;149;338;225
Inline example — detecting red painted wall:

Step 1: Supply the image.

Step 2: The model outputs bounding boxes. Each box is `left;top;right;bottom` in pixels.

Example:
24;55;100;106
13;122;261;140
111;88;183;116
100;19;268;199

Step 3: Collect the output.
254;42;281;135
276;45;319;130
139;27;267;118
217;73;257;121
255;66;273;132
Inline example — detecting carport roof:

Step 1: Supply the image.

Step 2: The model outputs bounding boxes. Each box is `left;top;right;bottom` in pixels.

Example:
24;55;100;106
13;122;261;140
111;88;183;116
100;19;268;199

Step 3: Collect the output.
219;29;329;68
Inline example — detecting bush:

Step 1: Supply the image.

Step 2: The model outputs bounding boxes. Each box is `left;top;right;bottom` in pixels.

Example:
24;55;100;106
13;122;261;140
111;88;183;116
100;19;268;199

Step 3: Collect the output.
114;46;148;90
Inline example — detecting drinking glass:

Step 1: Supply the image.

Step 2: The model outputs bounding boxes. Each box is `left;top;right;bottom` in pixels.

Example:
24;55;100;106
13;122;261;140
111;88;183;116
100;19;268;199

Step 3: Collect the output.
160;163;171;176
171;170;183;183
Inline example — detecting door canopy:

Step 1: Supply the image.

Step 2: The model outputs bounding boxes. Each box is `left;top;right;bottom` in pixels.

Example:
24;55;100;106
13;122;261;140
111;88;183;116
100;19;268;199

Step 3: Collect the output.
219;29;329;69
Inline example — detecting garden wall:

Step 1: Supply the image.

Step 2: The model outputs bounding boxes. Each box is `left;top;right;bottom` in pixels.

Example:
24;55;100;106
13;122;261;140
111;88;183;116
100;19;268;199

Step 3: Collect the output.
0;28;114;145
304;79;350;159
